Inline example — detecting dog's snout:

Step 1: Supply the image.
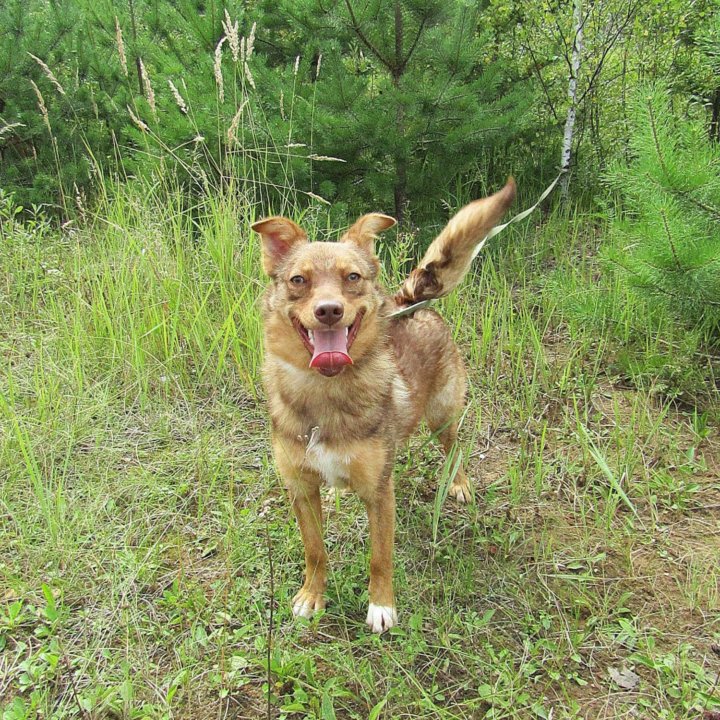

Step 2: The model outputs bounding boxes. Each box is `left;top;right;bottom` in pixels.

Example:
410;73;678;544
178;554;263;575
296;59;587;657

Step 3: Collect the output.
314;300;344;326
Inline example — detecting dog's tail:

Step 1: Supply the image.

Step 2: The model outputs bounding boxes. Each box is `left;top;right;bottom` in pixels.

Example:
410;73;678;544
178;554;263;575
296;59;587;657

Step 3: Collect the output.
395;178;516;306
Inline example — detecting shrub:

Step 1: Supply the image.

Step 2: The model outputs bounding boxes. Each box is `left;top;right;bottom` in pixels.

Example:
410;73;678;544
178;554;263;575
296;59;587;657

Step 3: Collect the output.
604;85;720;338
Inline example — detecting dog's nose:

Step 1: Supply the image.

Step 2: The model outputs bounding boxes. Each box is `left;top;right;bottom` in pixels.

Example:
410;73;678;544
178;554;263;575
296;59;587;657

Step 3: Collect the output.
314;300;344;326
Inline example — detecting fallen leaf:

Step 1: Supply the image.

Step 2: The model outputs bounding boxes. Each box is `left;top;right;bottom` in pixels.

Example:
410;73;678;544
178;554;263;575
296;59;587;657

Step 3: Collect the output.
608;666;640;690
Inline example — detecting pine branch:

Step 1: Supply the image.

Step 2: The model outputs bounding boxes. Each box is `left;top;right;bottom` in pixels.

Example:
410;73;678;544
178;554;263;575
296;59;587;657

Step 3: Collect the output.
343;0;395;74
659;207;683;272
644;171;720;224
675;188;720;224
646;95;670;178
607;256;720;307
399;16;427;75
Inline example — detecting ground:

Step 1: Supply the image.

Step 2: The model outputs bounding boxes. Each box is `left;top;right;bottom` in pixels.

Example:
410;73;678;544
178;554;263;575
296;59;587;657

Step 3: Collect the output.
1;196;719;719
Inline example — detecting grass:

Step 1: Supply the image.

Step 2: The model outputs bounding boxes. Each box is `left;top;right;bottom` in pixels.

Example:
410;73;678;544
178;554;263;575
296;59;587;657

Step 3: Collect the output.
1;181;720;720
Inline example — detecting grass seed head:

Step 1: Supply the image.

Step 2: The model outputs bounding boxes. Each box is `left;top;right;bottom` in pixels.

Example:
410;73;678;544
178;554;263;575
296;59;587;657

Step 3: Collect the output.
244;62;255;90
29;53;66;96
30;80;52;132
168;80;188;114
0;122;25;139
127;105;149;132
223;10;240;62
138;59;156;116
246;22;256;59
214;36;226;103
227;100;248;145
115;17;128;76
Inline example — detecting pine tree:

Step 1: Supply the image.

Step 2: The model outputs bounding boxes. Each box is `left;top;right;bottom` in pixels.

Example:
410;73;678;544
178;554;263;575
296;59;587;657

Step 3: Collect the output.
253;0;531;223
0;0;245;209
604;85;720;335
1;0;529;217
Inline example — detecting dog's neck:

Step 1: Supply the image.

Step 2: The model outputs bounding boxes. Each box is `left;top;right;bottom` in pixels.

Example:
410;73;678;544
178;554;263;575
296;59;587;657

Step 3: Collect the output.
264;343;397;445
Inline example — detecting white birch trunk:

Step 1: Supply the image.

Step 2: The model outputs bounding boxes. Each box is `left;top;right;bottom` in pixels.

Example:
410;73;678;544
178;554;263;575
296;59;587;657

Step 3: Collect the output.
560;0;584;202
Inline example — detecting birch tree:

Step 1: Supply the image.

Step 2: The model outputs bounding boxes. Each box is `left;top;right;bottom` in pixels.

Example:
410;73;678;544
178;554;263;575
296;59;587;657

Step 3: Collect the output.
560;0;584;202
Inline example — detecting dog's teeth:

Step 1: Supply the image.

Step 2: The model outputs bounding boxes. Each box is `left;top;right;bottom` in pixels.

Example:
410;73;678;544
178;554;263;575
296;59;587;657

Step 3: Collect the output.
308;330;314;342
344;327;349;338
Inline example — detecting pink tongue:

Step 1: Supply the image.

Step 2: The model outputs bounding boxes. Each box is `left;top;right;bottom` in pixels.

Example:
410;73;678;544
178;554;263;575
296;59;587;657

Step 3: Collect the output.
309;328;352;374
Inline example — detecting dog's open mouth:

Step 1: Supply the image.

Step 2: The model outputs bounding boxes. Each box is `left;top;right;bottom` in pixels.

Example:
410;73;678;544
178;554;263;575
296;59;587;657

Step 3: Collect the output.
292;311;364;377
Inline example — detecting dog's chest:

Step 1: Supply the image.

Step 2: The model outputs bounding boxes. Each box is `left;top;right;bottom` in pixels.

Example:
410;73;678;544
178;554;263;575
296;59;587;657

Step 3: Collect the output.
305;442;351;489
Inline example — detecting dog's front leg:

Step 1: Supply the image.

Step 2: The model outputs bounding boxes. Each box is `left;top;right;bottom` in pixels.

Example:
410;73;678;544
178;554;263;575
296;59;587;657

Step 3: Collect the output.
360;479;397;633
288;481;327;618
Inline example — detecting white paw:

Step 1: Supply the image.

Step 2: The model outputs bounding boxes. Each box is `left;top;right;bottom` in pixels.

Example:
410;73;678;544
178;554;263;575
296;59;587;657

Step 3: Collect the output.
366;603;397;634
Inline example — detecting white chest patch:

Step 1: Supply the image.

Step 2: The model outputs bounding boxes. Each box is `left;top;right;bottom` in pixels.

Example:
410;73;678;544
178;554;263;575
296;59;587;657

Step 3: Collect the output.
305;442;351;489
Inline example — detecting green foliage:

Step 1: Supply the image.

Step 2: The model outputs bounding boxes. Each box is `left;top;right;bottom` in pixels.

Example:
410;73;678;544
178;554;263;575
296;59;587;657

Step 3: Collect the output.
4;0;720;217
0;0;251;210
0;0;533;218
604;85;720;336
253;0;533;219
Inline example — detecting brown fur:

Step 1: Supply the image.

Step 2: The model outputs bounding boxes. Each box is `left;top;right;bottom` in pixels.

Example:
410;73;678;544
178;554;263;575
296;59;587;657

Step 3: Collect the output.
251;178;515;633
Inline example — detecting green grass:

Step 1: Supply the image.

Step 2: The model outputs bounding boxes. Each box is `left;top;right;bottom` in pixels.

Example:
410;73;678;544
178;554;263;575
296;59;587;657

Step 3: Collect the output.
1;184;719;720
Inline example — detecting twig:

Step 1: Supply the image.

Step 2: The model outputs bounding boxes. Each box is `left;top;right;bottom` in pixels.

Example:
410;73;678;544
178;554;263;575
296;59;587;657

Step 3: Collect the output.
265;513;274;720
398;17;427;75
63;654;91;720
343;0;394;72
526;41;559;122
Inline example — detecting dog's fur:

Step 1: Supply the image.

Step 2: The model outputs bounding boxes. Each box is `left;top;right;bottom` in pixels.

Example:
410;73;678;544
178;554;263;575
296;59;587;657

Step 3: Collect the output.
252;179;515;633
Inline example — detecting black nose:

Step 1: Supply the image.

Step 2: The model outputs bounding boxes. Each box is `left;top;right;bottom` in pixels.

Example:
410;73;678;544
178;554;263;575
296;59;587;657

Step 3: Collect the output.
314;300;344;326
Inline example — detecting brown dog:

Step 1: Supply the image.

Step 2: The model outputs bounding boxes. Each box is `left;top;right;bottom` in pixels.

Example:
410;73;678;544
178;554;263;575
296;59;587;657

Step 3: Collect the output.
252;179;515;633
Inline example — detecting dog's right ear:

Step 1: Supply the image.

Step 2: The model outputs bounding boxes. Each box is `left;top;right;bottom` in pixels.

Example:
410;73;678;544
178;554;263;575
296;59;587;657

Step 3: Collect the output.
251;217;308;276
341;213;396;254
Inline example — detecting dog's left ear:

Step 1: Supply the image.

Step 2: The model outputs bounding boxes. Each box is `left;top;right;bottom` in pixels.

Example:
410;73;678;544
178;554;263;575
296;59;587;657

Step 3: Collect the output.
340;213;396;254
251;217;308;276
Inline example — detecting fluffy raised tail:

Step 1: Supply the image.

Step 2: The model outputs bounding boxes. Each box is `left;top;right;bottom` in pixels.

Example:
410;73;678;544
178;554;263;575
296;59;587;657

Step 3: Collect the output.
395;178;516;306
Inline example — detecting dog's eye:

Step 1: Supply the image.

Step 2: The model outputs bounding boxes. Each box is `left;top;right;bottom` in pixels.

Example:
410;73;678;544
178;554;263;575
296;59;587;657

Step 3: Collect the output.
347;273;361;282
289;275;306;285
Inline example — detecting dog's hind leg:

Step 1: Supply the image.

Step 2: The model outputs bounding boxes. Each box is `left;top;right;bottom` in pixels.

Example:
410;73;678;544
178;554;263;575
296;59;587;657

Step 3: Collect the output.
425;365;472;504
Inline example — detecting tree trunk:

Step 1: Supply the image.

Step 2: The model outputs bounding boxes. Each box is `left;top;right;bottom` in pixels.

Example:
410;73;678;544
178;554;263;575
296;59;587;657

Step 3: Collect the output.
710;87;720;143
393;0;407;224
560;0;583;203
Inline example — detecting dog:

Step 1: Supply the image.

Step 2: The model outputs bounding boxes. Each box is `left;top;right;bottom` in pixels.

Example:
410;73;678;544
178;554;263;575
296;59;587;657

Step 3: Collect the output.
251;179;515;633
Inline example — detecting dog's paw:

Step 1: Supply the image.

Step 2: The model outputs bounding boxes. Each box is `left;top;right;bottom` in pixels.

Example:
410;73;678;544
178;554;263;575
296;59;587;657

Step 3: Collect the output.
292;588;325;619
366;603;397;634
448;480;472;504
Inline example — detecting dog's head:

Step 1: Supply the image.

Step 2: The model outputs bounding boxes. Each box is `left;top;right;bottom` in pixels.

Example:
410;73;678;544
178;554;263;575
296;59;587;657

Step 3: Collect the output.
252;213;396;377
